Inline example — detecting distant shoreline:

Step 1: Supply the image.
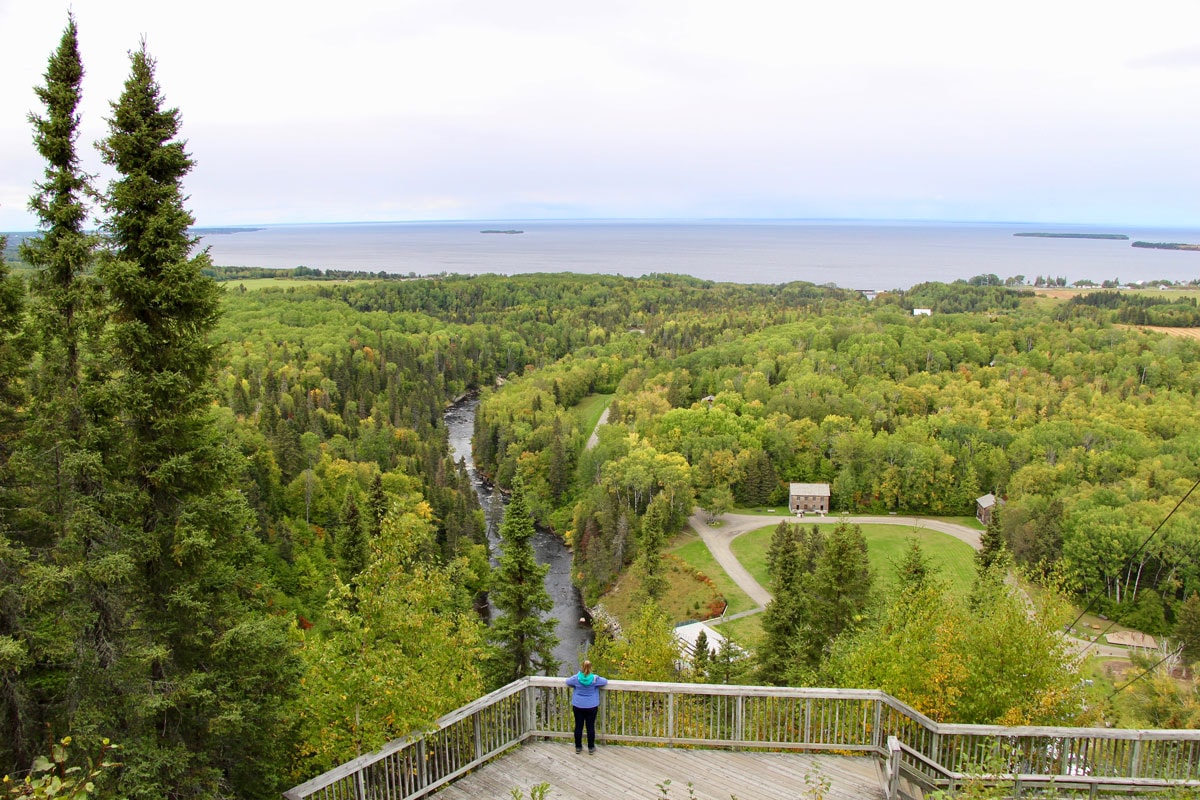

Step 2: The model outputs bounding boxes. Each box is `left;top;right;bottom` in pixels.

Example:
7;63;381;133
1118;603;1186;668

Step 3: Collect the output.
1132;241;1200;251
1014;232;1129;240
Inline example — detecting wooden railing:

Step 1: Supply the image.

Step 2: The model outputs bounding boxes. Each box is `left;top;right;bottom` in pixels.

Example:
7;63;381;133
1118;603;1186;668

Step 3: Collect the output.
284;678;1200;799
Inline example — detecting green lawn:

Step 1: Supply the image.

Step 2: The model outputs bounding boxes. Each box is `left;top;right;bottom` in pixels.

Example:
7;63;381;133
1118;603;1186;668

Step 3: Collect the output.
668;533;757;616
730;523;977;598
572;393;613;439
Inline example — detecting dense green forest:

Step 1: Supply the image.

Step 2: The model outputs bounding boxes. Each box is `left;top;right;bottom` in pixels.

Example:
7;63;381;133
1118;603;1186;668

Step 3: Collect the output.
6;15;1200;800
477;279;1200;625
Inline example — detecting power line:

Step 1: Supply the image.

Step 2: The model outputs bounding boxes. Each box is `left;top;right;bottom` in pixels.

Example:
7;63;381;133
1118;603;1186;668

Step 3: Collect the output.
1105;635;1198;703
1068;475;1200;660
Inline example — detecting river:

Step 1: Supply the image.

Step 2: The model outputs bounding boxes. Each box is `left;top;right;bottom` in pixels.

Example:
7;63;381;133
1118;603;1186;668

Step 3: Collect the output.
444;395;592;674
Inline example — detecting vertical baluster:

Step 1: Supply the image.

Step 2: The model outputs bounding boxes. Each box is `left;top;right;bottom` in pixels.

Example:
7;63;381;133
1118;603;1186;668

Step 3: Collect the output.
804;697;812;745
668;691;676;742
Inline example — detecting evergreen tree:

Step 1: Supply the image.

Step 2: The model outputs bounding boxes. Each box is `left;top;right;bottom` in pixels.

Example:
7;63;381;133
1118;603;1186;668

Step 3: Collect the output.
758;522;871;683
91;43;301;799
367;472;387;538
805;522;872;662
5;16;102;774
735;451;776;506
634;494;670;603
976;506;1008;574
547;415;569;502
710;635;750;685
691;628;710;681
488;479;559;684
21;13;95;420
765;520;797;581
338;493;367;583
757;525;807;684
895;537;935;594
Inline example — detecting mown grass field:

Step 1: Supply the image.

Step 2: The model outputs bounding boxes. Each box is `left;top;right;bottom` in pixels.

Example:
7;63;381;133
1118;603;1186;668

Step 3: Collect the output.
730;522;978;598
573;393;613;439
669;533;757;615
597;530;757;629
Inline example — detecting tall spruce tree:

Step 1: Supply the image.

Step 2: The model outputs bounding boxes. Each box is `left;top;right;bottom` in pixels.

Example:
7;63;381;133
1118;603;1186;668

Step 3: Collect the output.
806;522;872;662
5;16;105;775
488;479;559;684
93;43;300;799
758;522;872;683
21;14;95;417
757;523;807;684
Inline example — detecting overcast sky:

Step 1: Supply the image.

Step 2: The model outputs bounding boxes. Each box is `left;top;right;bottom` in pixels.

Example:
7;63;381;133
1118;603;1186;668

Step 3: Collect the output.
2;0;1199;230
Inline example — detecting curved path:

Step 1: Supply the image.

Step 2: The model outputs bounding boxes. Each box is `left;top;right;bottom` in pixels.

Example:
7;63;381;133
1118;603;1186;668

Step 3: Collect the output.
690;510;1130;659
585;406;610;450
689;511;984;610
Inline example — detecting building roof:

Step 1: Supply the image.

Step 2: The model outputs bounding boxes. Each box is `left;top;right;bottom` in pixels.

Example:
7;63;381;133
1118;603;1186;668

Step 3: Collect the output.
674;621;728;657
1105;631;1158;649
977;493;997;508
789;482;831;497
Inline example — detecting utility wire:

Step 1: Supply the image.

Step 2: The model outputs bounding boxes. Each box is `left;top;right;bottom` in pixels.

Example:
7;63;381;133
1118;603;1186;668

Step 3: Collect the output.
1105;635;1198;702
1068;475;1200;660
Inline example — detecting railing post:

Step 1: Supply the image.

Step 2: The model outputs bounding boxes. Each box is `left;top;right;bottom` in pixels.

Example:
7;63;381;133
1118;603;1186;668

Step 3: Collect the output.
516;680;528;739
1131;737;1142;779
872;698;883;752
474;711;483;762
887;736;901;800
354;769;366;800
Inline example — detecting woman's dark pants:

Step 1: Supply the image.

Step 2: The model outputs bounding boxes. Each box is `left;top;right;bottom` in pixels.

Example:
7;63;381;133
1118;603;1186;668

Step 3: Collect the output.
572;705;598;750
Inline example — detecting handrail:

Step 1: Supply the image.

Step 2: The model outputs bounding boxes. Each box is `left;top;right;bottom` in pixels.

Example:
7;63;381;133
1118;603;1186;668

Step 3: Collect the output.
285;679;1200;799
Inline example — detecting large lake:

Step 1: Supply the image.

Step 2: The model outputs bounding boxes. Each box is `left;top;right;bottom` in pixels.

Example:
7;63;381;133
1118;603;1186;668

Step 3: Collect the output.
199;220;1200;290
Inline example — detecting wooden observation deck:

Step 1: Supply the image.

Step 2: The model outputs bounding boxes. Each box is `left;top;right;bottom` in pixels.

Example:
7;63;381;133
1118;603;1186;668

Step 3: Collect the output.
285;677;1200;800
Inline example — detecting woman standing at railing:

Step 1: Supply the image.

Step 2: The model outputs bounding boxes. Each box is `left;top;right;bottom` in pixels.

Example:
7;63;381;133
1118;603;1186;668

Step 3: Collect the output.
566;660;608;754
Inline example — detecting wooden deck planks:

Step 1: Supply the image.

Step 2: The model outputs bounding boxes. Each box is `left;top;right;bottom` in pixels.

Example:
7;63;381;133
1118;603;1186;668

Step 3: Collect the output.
433;741;885;799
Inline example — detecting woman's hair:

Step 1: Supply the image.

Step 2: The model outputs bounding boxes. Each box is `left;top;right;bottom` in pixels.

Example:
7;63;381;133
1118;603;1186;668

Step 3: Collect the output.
581;660;592;675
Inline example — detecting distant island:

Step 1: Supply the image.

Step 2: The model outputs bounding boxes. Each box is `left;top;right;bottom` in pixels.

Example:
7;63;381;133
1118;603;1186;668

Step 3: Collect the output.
1132;241;1200;251
480;229;524;234
192;226;265;236
1014;232;1129;240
